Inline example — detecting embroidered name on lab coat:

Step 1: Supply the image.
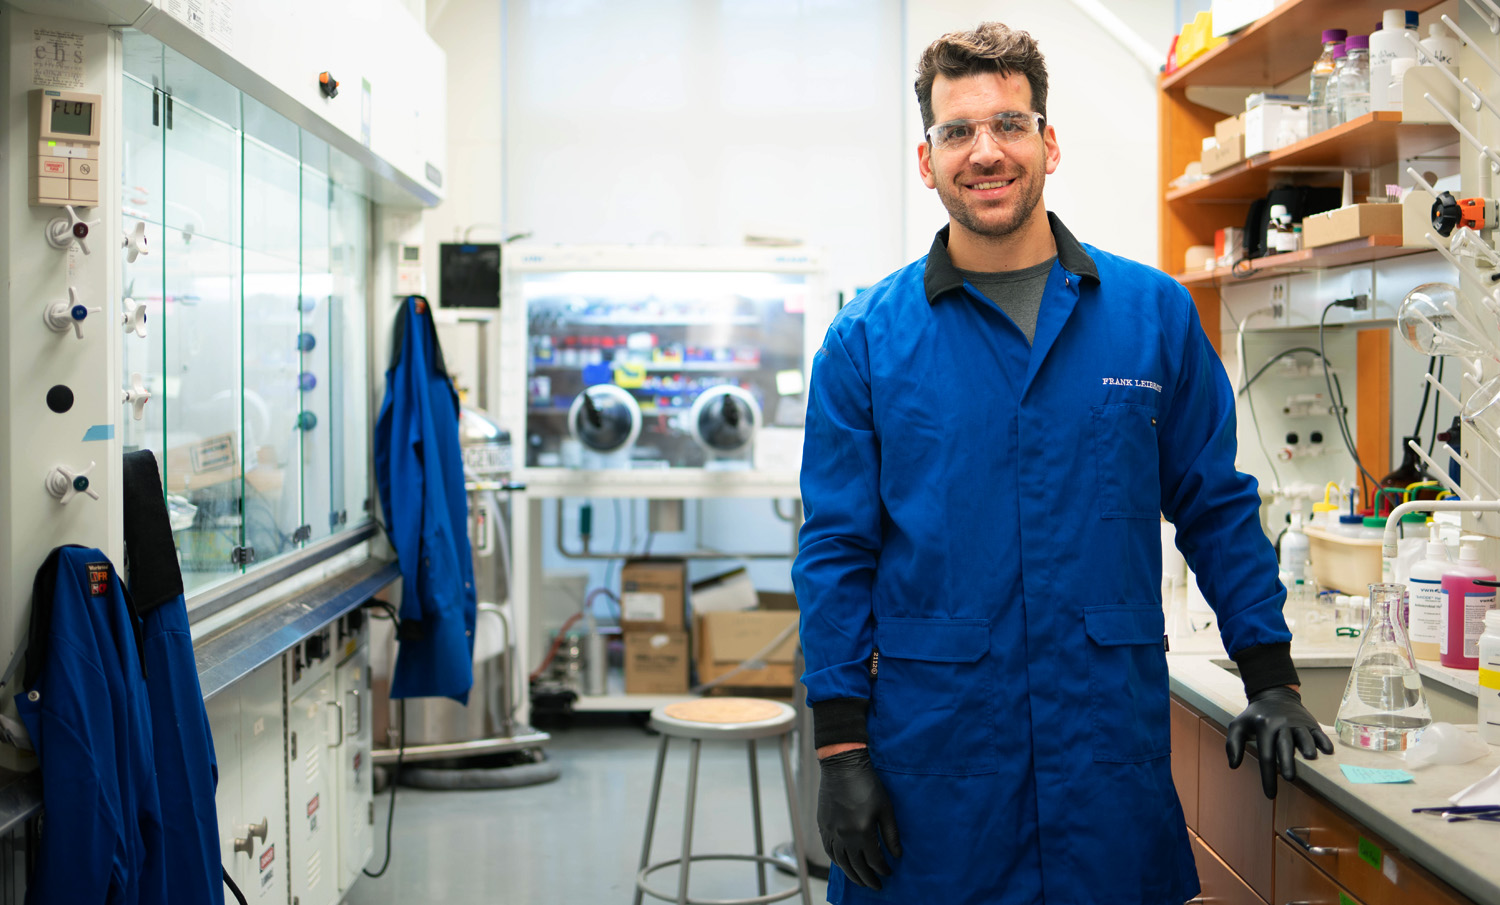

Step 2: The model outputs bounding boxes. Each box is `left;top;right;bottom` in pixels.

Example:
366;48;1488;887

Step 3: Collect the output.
1102;377;1162;392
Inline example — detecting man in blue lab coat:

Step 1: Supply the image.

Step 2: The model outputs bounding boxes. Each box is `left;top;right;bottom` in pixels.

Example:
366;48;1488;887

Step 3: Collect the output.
375;295;477;702
794;23;1333;905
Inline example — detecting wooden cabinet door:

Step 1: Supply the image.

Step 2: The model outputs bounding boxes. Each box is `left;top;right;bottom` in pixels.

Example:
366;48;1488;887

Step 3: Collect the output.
1275;781;1476;905
1276;836;1366;905
1197;719;1274;901
1190;830;1268;905
1171;696;1200;831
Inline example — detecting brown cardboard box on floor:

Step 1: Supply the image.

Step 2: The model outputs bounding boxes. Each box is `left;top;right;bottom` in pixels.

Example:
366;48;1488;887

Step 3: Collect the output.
696;610;799;688
1300;203;1404;249
620;558;687;632
624;630;691;694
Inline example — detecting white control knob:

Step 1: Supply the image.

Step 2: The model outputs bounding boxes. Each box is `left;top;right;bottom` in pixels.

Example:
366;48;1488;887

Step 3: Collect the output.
44;205;101;255
44;287;102;340
122;373;151;421
121;298;149;338
45;461;99;504
122;221;150;263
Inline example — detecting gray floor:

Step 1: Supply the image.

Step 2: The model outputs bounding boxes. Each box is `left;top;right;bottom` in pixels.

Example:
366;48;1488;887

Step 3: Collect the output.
345;720;829;904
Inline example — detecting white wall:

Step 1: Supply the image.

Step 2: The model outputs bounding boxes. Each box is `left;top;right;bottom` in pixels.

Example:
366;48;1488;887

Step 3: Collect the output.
903;1;1175;266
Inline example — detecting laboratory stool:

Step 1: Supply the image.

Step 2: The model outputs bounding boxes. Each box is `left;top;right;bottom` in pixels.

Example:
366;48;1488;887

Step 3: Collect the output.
634;698;814;905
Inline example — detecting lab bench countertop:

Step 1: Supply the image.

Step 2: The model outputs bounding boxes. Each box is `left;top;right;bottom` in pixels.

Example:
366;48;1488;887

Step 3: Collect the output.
1168;628;1500;905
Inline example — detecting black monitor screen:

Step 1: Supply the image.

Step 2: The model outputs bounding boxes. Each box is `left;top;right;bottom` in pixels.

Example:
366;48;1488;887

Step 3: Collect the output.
439;243;501;308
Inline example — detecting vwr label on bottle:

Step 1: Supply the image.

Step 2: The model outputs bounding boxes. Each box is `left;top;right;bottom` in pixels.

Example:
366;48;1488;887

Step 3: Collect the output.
1443;593;1496;658
1409;579;1443;645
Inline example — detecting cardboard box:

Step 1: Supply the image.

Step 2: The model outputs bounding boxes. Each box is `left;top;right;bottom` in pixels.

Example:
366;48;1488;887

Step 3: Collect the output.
1213;113;1244;146
696;610;799;688
164;431;240;493
1200;134;1244;174
624;630;691;694
620;558;687;631
1300;203;1404;249
757;591;799;611
690;569;758;614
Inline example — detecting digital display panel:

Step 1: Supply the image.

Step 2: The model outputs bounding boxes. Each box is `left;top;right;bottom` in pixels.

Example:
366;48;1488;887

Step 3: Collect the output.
50;99;93;136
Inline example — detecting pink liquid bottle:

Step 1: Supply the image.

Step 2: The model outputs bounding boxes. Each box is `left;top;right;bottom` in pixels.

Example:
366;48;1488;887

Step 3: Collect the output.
1438;538;1497;669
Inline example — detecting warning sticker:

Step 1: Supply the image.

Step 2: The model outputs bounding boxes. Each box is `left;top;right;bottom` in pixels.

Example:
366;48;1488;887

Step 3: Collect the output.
32;30;84;89
259;843;275;871
161;0;235;52
87;563;110;597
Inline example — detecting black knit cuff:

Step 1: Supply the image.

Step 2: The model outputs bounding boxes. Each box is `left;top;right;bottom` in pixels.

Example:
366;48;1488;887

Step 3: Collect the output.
1234;642;1300;697
812;698;869;748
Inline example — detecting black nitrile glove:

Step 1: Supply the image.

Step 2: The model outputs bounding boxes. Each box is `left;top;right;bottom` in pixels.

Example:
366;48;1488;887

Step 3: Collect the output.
817;748;901;889
1225;685;1335;799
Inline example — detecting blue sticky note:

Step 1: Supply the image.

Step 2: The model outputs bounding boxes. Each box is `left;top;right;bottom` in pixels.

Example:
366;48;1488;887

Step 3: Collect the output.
82;424;115;442
1340;764;1415;784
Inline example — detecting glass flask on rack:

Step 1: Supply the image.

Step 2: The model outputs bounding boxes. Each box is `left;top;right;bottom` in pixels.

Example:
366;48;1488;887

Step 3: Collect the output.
1334;583;1433;750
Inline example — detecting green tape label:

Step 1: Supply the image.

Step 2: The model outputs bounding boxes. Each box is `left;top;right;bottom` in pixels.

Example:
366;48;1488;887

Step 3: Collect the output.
1358;836;1383;869
1339;893;1356;905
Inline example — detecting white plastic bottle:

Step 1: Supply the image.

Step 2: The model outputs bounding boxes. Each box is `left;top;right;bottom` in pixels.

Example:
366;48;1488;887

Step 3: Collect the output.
1269;204;1298;253
1407;535;1450;661
1281;512;1311;607
1418;21;1460;69
1479;610;1500;745
1370;10;1418;111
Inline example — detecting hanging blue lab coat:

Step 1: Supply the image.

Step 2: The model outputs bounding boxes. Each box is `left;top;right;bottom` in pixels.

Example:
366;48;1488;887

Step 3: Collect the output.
16;546;168;905
123;448;225;905
375;296;477;702
794;215;1292;905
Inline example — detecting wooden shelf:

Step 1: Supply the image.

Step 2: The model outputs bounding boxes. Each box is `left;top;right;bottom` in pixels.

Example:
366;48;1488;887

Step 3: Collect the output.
1167;112;1456;203
1173;236;1429;288
1161;0;1445;91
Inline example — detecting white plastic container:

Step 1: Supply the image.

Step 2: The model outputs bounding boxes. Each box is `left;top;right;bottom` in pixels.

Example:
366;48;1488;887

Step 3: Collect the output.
1282;512;1311;603
1418;22;1460;69
1370;10;1418;111
1407;538;1450;660
1306;524;1384;594
1479;610;1500;745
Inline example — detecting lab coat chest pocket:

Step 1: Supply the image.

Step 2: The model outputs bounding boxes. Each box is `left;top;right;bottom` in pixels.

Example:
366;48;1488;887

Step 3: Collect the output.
1085;606;1169;763
868;617;994;776
1091;403;1161;519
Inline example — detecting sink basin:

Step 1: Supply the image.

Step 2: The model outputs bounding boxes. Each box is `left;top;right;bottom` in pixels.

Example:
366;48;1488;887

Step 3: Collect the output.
1209;660;1477;726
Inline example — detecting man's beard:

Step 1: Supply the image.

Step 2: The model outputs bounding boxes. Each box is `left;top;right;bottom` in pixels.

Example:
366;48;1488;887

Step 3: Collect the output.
937;169;1044;240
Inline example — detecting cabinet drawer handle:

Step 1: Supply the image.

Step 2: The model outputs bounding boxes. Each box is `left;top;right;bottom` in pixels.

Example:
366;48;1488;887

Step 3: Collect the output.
1283;826;1337;856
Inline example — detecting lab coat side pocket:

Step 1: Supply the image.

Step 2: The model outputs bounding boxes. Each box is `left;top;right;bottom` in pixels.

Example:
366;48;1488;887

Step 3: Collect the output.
868;617;994;776
1091;404;1161;519
1084;605;1170;763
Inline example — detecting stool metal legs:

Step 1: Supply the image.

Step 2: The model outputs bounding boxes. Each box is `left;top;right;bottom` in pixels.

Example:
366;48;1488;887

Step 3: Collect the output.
747;740;767;897
635;735;672;905
779;734;813;905
677;739;702;905
635;730;811;905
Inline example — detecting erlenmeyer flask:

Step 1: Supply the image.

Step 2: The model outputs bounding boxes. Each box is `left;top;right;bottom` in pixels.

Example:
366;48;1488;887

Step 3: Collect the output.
1334;583;1433;750
1396;283;1495;359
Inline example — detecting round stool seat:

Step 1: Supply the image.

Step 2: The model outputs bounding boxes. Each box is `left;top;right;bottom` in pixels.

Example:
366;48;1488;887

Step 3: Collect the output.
649;698;796;741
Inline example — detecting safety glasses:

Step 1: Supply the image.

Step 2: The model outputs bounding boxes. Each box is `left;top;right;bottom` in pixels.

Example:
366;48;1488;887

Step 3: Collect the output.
925;111;1045;152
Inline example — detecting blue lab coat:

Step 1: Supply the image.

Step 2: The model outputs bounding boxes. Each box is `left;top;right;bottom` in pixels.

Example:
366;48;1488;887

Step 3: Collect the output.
122;446;225;905
794;216;1292;905
16;546;168;905
375;296;477;702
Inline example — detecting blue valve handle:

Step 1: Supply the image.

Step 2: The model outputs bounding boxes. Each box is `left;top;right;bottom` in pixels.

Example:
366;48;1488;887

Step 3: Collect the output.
70;304;89;321
71;475;89;492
